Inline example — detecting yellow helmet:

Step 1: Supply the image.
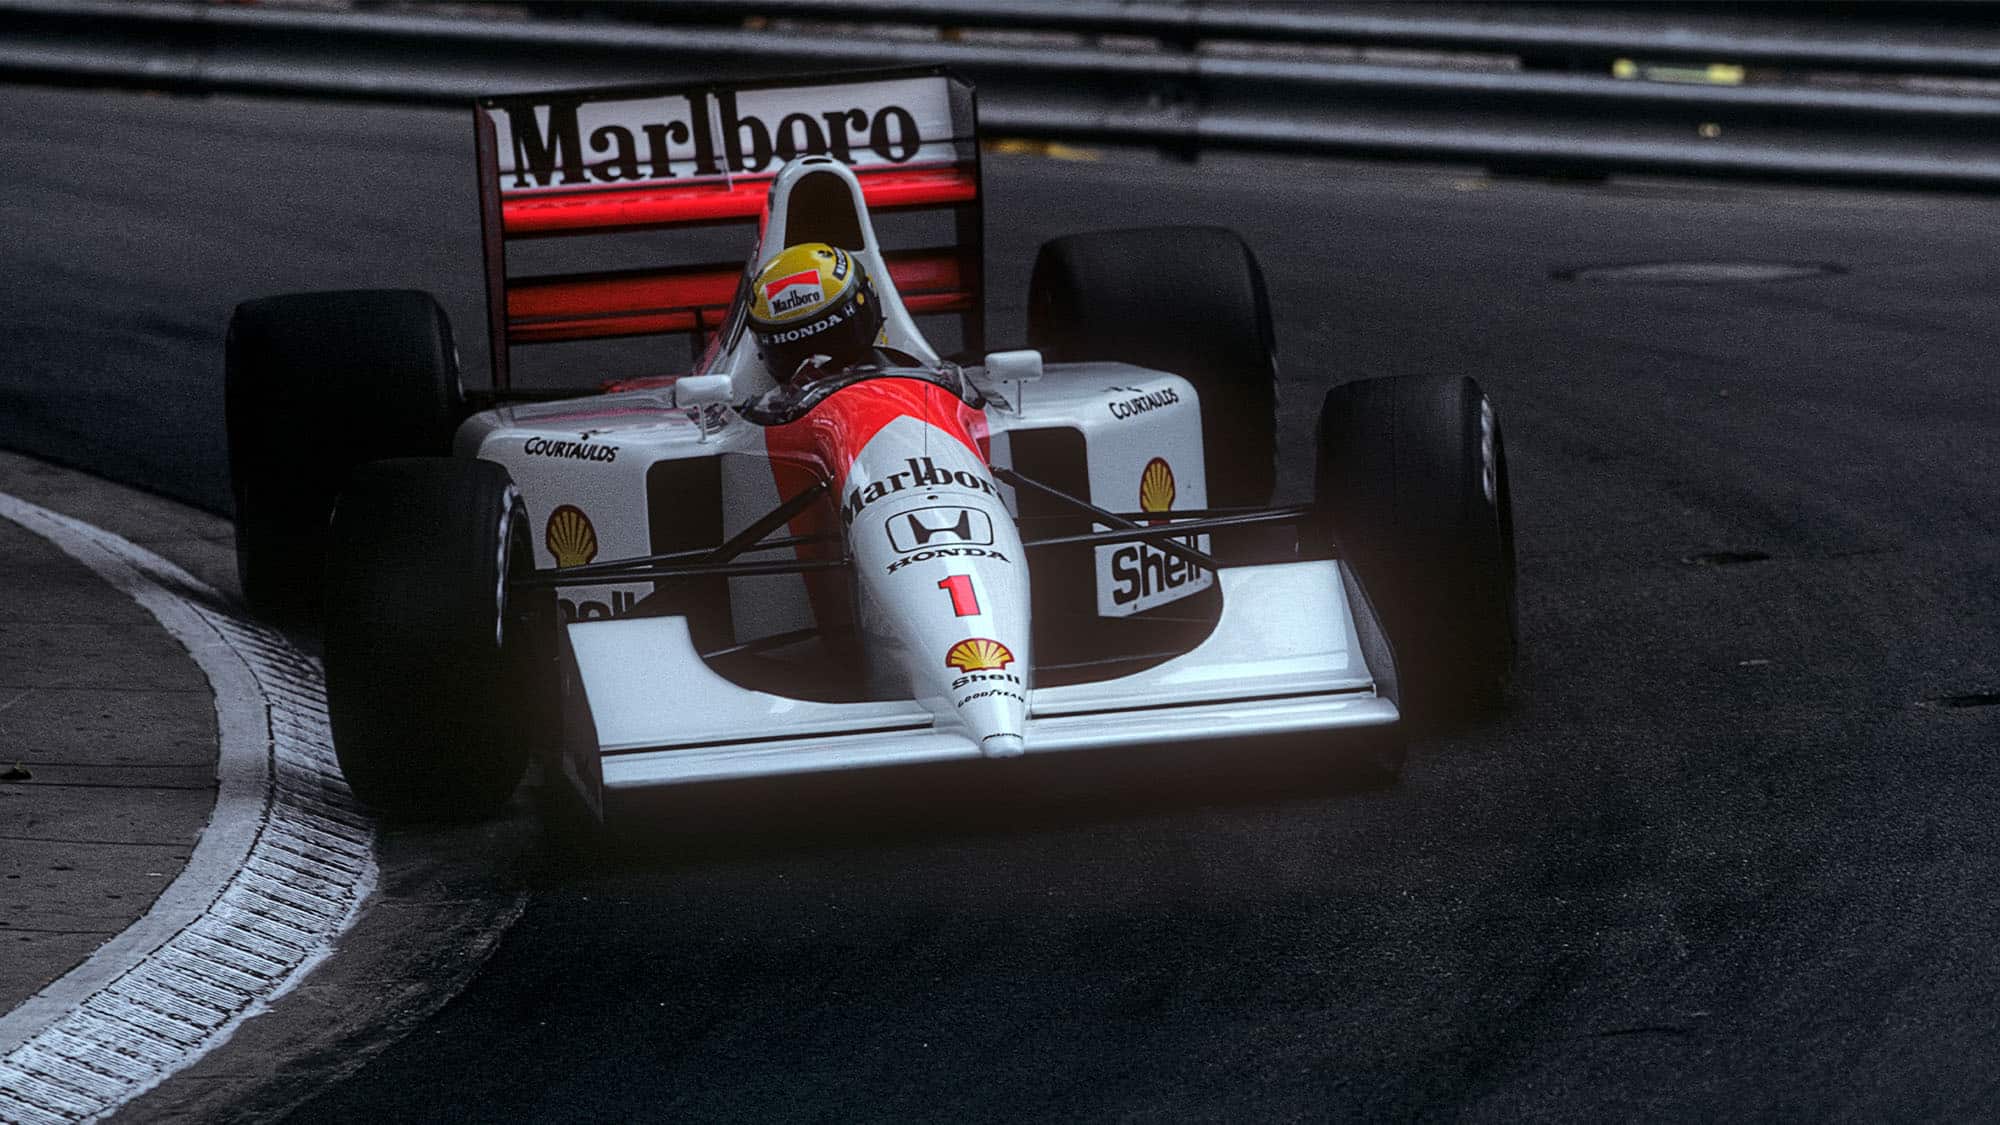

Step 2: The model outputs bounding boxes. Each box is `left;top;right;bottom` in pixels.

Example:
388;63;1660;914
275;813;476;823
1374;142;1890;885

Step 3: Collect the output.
746;243;882;379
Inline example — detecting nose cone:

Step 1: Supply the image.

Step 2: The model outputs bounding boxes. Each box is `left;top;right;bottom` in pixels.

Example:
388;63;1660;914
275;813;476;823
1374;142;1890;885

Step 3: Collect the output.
981;733;1026;759
941;632;1029;749
838;422;1031;755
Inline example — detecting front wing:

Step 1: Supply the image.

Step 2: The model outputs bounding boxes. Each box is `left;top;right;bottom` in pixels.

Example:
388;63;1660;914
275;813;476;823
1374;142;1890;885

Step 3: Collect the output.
557;561;1398;800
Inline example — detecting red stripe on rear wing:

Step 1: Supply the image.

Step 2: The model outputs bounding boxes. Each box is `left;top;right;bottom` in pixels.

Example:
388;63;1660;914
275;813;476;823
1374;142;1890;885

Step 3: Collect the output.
502;165;978;237
507;251;969;345
474;68;982;389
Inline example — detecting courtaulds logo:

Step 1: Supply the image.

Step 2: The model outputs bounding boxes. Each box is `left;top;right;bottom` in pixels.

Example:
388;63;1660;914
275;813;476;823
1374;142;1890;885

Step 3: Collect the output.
1139;457;1176;524
945;637;1014;673
546;505;598;568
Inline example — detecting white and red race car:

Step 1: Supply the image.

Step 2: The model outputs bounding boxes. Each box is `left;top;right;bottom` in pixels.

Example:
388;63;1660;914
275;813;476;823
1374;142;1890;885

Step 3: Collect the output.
223;69;1516;820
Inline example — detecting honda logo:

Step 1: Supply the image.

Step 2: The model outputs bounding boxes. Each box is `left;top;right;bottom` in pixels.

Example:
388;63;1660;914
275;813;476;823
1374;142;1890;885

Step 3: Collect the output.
887;506;994;553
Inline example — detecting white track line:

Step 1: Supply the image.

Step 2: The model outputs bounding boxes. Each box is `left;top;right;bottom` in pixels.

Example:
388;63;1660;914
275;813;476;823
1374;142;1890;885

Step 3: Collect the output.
0;495;376;1124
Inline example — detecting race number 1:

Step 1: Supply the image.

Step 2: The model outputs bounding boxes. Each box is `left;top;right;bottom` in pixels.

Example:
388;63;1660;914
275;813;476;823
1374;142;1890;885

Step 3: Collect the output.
938;574;979;617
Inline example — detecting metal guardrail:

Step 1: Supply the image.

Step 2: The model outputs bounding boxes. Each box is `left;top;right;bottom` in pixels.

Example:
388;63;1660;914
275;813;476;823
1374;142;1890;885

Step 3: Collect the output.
617;1;2000;78
8;0;2000;189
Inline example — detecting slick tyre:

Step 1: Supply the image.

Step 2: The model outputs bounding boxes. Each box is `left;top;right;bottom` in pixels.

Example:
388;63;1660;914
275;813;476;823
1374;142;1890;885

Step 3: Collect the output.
323;458;551;820
225;290;464;621
1028;226;1279;508
1313;374;1517;727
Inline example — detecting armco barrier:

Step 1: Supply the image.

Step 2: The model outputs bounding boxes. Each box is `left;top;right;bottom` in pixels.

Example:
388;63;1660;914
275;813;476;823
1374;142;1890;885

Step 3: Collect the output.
7;0;2000;189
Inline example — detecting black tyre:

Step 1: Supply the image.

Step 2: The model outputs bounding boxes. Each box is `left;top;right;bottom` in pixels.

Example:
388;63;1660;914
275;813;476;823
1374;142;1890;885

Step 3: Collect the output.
1027;226;1278;508
225;290;464;620
323;458;552;819
1313;374;1517;726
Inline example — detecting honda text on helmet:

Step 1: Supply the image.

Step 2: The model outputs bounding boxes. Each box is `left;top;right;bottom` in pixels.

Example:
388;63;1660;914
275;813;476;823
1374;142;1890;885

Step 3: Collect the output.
747;243;884;381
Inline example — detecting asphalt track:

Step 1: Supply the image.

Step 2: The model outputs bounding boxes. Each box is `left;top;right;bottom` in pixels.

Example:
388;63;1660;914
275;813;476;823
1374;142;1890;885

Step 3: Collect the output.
6;84;2000;1120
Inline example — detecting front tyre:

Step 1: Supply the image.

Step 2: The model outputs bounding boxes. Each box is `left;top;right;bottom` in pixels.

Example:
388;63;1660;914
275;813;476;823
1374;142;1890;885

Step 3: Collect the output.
323;458;550;819
225;290;463;621
1313;374;1517;726
1028;225;1279;509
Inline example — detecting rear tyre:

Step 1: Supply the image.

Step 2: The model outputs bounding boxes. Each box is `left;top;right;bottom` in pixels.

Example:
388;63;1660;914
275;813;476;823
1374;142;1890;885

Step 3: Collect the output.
1027;225;1279;508
1313;374;1517;727
225;290;463;621
322;458;551;820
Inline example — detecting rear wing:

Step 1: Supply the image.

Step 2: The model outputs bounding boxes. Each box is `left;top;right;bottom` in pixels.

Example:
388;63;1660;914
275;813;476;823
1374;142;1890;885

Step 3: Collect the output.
473;68;983;390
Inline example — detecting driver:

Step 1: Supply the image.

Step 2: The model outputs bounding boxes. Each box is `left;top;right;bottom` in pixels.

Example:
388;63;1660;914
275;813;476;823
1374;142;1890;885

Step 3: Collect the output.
746;242;908;384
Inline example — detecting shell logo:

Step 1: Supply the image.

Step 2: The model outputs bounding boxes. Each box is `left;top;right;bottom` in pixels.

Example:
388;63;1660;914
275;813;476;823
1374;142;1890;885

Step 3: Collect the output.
1139;457;1176;520
945;637;1014;673
545;505;598;568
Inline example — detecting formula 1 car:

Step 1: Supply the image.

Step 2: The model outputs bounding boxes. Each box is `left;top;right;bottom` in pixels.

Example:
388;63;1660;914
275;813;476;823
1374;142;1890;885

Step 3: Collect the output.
223;69;1516;820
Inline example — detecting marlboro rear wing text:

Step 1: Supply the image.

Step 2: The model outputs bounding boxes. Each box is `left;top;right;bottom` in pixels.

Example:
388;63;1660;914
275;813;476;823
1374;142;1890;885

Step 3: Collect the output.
475;69;982;388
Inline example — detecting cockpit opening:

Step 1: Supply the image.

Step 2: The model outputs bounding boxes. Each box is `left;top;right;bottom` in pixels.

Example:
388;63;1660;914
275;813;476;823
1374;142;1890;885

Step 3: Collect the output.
778;169;867;251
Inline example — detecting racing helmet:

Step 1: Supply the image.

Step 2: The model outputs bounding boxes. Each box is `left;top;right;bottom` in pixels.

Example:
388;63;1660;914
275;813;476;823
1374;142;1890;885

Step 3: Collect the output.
746;243;883;380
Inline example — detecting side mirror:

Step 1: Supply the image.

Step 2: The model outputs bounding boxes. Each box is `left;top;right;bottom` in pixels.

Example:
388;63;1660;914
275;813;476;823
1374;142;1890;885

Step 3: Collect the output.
984;349;1043;382
672;374;734;407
